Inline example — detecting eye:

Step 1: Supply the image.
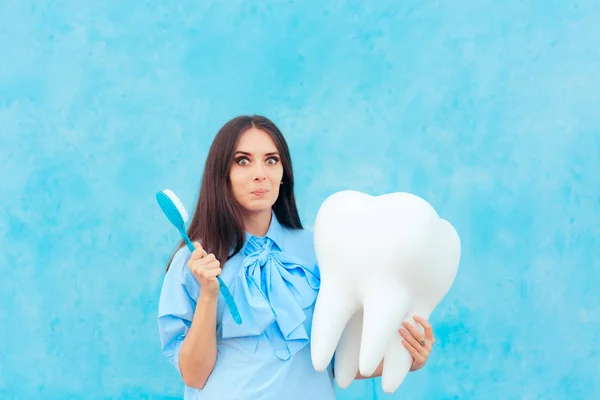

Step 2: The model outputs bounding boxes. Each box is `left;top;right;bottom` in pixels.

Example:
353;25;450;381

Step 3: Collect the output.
236;157;250;166
266;156;280;165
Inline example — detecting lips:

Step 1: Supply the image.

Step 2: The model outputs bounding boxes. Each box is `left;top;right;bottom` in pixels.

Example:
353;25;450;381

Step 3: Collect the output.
251;189;269;195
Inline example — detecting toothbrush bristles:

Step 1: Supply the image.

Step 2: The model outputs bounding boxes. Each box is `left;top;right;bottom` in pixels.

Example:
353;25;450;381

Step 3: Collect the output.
163;189;189;223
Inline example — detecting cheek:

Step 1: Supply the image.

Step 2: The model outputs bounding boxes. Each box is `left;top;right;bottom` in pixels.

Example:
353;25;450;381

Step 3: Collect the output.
229;170;246;196
269;167;284;184
270;169;284;196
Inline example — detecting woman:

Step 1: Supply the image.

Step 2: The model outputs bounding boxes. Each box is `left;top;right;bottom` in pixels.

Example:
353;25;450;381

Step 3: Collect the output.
157;115;435;399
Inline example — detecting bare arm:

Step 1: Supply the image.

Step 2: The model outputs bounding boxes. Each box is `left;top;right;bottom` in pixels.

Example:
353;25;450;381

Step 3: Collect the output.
178;294;218;389
177;242;223;389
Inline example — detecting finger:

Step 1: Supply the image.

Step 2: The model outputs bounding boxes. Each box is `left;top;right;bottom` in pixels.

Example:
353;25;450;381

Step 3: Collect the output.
194;253;216;265
203;253;217;263
400;327;429;356
402;339;425;364
193;264;222;278
190;242;207;260
190;249;215;265
201;268;223;282
202;260;221;271
189;256;214;272
190;260;220;276
402;321;425;343
414;315;434;341
205;267;222;278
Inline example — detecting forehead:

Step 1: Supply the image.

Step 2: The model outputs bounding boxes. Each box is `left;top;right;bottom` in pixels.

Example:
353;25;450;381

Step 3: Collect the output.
235;127;278;153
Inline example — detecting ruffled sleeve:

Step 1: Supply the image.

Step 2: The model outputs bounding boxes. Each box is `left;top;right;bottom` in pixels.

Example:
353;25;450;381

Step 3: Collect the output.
221;236;320;360
157;247;200;374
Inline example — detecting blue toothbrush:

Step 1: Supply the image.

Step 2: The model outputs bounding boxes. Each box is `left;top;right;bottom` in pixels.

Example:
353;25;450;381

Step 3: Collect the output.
156;189;242;325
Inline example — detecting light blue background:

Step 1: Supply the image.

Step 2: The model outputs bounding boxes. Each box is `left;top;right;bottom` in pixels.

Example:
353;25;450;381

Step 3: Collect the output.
1;1;599;399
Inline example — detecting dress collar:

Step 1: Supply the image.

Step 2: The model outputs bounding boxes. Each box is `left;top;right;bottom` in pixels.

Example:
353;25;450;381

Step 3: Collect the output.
243;210;284;251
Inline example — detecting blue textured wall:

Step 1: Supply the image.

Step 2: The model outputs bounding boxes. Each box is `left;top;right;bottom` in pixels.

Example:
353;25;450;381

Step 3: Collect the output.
1;1;599;399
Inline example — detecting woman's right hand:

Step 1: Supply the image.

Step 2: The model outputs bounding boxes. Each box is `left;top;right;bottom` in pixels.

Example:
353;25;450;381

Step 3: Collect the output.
188;242;221;298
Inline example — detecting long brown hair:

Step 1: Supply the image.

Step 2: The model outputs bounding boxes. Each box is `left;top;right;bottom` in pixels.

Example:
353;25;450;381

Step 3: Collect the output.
166;115;303;271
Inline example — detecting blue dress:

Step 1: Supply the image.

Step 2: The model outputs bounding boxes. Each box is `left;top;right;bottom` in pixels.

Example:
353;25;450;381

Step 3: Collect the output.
157;212;336;399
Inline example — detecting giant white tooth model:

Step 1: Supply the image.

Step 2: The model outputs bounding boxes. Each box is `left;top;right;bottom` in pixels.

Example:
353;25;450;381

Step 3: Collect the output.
310;190;461;393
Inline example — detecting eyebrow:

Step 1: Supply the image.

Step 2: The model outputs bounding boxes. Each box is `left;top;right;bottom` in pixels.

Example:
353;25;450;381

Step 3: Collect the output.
234;151;280;156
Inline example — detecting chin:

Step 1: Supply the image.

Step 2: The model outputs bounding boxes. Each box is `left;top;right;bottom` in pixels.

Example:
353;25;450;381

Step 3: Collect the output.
242;200;275;214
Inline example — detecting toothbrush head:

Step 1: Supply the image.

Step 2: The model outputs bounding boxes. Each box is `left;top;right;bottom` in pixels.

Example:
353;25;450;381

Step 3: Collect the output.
156;189;189;229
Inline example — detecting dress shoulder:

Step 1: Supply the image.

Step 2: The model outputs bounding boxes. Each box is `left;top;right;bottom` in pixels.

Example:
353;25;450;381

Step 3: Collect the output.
281;227;317;266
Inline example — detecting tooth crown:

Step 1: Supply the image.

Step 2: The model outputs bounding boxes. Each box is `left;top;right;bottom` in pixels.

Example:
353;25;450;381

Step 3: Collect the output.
310;190;461;394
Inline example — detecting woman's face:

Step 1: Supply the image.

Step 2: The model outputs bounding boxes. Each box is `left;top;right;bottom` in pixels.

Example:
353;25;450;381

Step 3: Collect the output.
229;127;284;216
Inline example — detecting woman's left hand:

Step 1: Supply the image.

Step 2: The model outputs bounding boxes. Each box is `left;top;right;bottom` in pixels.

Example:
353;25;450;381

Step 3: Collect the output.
399;315;435;372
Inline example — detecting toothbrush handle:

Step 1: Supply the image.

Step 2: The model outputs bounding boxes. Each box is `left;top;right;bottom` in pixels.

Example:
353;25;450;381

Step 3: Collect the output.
181;230;243;325
216;276;243;325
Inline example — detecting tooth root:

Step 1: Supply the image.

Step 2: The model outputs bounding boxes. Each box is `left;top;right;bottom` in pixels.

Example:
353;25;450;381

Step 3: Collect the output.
333;309;363;388
311;284;358;372
359;286;410;376
381;333;413;393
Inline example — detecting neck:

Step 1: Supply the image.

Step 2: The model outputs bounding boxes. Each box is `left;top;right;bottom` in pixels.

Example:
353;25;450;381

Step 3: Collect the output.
243;209;273;237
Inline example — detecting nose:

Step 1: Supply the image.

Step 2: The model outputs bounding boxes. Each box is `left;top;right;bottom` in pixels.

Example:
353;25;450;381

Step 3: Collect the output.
253;163;267;181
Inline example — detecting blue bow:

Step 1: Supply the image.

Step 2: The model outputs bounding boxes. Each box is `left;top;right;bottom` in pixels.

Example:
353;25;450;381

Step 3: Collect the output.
221;236;320;360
